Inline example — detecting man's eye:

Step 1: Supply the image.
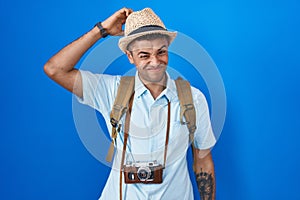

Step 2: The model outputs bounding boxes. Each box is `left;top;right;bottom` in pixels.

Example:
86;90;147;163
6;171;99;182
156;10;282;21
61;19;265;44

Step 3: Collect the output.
158;50;167;55
139;55;149;59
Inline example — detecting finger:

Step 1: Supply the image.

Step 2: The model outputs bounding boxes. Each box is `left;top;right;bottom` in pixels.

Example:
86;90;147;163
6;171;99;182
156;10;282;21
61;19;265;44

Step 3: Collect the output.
126;8;133;16
121;7;133;17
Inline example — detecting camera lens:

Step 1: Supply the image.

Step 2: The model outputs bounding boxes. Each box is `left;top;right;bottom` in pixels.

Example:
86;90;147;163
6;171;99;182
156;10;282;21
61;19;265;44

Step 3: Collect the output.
137;167;151;181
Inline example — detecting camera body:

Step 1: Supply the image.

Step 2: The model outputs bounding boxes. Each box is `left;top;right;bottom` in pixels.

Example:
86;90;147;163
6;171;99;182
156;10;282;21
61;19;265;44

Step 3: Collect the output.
123;161;163;184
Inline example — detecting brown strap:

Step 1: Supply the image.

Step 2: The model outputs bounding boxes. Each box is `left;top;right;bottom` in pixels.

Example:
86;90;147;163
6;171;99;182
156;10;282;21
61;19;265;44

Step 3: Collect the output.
106;76;135;162
120;99;171;200
163;101;171;168
119;92;134;200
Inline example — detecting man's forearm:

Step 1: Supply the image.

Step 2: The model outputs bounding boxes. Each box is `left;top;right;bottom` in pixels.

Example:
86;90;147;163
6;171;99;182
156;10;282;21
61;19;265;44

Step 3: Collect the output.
44;26;102;76
194;150;216;200
44;8;132;97
45;7;132;76
196;168;215;200
43;25;103;97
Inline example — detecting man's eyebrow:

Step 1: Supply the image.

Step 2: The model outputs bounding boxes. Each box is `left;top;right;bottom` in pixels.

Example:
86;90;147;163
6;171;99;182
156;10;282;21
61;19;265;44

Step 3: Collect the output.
137;51;151;55
158;45;168;50
137;45;168;55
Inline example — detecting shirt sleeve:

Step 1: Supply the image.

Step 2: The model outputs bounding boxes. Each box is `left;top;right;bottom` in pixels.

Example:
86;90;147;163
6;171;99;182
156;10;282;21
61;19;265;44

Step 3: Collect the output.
76;70;121;115
192;87;216;150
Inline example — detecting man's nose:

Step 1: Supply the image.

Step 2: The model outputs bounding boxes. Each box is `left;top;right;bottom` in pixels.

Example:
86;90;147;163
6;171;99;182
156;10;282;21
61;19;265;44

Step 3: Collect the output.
149;55;160;66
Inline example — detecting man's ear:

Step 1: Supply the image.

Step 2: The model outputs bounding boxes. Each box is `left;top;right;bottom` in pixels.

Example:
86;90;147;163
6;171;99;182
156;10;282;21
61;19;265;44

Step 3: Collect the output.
125;50;134;64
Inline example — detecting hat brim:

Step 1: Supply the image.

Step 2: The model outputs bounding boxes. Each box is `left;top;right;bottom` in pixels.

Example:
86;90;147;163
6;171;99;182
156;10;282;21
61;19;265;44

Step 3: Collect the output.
118;30;177;53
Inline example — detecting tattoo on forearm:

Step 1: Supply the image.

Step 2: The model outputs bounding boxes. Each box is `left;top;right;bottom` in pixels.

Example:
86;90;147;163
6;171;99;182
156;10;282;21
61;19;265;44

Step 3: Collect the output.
196;169;214;200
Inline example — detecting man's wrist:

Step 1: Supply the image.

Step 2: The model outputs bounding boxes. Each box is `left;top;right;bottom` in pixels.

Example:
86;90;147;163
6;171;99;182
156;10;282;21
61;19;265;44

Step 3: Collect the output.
95;22;109;38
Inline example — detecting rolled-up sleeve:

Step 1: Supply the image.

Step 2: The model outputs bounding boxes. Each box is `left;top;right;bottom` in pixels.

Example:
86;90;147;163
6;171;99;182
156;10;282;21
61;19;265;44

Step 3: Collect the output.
76;70;120;115
192;88;216;150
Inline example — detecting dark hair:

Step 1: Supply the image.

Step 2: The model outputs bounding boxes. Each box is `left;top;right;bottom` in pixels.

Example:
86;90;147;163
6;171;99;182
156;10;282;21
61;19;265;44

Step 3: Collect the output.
127;33;171;51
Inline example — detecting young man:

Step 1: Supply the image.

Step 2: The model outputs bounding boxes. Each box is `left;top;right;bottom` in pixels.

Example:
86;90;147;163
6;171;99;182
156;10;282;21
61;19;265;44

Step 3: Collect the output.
44;7;216;200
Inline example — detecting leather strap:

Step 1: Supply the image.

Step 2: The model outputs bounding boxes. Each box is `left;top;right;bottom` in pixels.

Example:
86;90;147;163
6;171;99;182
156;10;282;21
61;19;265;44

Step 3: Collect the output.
119;98;171;200
119;92;134;200
163;101;171;168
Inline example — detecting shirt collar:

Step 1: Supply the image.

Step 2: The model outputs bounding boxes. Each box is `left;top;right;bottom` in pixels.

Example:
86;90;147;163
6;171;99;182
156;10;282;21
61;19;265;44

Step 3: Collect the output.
134;71;177;101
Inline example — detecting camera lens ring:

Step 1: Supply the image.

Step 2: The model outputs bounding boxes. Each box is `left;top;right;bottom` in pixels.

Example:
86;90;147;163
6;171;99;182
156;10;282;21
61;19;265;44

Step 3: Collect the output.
137;166;151;181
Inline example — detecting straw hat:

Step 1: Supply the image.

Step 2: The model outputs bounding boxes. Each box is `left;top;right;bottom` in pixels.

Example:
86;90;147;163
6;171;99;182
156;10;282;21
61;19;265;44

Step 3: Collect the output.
118;8;177;52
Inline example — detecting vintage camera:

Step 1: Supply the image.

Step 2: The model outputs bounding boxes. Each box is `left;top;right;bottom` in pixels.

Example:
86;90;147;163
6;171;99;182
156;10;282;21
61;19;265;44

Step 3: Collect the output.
123;161;163;184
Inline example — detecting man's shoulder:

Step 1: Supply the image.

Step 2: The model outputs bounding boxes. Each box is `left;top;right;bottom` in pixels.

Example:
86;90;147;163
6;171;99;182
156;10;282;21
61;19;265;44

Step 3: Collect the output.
190;85;207;104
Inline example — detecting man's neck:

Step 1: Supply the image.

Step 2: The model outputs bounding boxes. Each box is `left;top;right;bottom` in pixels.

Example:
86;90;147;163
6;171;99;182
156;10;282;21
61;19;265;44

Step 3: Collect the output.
147;83;166;100
140;74;167;100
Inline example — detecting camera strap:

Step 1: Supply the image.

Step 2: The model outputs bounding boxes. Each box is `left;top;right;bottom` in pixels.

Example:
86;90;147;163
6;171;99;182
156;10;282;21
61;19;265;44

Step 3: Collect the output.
119;92;134;200
119;93;171;200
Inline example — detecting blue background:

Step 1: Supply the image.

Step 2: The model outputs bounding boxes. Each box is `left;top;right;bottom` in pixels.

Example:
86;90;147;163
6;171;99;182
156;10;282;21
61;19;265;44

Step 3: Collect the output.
1;0;299;199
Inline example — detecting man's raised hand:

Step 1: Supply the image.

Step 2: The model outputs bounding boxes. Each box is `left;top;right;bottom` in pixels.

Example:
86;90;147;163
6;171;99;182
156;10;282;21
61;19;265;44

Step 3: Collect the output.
101;7;133;36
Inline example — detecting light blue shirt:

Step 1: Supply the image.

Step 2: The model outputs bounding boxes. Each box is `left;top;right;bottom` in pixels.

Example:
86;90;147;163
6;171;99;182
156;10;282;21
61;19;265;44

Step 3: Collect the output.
78;70;216;200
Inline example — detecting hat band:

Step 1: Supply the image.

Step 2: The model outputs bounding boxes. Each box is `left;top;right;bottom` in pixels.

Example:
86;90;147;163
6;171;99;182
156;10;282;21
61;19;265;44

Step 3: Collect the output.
127;25;167;36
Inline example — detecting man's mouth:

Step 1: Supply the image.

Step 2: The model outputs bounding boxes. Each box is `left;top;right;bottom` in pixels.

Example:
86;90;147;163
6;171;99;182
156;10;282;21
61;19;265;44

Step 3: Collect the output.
144;65;165;71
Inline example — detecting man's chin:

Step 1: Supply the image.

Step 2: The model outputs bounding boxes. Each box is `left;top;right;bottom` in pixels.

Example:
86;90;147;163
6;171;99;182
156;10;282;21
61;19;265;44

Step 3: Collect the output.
145;75;166;85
